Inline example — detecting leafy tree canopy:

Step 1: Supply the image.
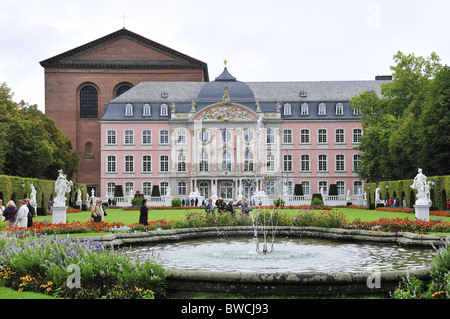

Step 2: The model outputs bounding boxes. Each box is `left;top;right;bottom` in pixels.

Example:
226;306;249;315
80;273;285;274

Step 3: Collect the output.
350;51;448;182
0;82;79;180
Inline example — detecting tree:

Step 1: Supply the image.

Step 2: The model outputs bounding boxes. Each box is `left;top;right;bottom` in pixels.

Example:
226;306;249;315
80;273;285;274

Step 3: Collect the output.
417;66;450;176
350;51;447;181
0;82;79;180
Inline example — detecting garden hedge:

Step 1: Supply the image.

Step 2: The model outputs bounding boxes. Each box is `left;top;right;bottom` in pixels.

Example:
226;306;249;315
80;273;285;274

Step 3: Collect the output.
365;175;450;210
0;175;87;215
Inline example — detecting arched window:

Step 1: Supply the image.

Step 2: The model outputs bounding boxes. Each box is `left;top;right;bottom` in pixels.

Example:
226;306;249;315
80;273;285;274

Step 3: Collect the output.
116;85;132;97
80;85;98;118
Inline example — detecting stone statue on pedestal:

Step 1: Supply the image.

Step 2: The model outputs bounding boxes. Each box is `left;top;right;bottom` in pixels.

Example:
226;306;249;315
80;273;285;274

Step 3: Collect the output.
53;169;73;207
411;168;428;205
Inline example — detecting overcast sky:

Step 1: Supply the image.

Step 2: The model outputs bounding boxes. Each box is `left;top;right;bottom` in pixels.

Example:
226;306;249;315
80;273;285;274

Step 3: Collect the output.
1;0;449;112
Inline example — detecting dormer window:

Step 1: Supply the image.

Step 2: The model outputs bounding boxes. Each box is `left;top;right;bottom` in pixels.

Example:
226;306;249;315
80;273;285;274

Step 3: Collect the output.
318;103;326;115
283;103;292;115
125;103;134;116
353;105;362;115
143;103;151;116
301;103;309;115
335;103;344;115
300;91;308;97
160;103;169;116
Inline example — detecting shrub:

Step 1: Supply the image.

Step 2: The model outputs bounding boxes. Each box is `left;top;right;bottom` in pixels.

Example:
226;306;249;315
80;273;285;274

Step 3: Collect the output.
171;198;182;207
131;197;143;207
311;197;323;205
273;198;285;207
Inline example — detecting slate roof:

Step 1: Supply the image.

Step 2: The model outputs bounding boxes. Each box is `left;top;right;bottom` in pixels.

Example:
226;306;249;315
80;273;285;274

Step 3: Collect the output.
101;67;390;122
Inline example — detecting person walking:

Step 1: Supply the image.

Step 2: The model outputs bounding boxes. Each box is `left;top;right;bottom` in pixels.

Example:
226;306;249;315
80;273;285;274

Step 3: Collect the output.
24;198;35;228
16;199;29;228
139;198;149;225
3;201;17;224
91;198;104;222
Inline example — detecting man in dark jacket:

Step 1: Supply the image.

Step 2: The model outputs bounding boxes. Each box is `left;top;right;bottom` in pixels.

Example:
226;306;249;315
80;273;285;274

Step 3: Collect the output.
227;199;236;217
25;198;35;228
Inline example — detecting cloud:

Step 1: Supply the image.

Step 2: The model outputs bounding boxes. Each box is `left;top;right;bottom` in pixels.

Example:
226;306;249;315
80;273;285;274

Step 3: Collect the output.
0;0;449;112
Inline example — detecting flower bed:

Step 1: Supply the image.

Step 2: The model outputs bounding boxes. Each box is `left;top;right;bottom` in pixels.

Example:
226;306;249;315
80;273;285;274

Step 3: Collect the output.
0;234;166;299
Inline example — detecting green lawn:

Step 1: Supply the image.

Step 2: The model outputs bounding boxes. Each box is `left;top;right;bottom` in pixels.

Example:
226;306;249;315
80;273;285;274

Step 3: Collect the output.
0;287;56;299
35;207;450;226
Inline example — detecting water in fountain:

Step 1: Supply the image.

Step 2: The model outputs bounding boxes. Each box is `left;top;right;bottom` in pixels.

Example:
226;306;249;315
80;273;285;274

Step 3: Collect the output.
251;201;281;255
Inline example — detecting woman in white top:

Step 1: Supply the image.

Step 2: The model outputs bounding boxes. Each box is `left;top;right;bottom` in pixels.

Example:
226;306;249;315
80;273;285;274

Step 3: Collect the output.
16;199;29;228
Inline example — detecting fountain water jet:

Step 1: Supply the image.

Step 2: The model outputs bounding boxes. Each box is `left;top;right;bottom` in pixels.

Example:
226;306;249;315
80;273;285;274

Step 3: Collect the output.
251;204;281;254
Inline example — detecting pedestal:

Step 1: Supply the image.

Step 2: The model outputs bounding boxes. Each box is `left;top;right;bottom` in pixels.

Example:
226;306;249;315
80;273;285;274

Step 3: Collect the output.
414;203;430;221
52;206;67;224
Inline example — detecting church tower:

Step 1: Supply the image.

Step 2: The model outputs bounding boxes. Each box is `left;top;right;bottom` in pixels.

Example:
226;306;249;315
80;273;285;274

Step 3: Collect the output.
40;28;208;194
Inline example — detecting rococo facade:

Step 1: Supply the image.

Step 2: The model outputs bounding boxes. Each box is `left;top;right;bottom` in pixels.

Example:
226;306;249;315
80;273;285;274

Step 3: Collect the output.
100;65;389;202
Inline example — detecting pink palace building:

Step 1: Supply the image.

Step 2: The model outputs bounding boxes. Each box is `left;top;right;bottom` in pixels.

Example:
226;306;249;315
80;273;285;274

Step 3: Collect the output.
99;66;390;204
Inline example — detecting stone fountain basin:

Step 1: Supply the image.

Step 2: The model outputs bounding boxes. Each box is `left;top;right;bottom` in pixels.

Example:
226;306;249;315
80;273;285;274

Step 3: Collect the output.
98;226;447;297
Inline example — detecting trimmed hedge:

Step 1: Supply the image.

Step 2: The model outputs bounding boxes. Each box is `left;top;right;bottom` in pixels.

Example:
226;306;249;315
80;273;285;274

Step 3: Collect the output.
0;175;86;214
365;175;450;210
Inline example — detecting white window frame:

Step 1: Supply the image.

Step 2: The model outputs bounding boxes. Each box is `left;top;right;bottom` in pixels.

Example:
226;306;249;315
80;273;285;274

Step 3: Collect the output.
124;129;134;145
283;129;293;144
142;130;152;145
142;103;151;116
283;103;292;115
125;103;134;116
142;155;152;173
335;154;345;172
318;154;328;172
353;128;362;144
335;103;344;115
106;182;116;197
160;103;169;116
335;128;345;144
318;103;327;115
106;129;116;145
159;130;169;145
124;155;134;173
160;155;169;172
301;154;310;172
143;182;152;196
107;155;116;173
301;103;309;115
318;181;328;194
318;128;328;144
283;154;293;172
178;181;187;196
300;129;310;144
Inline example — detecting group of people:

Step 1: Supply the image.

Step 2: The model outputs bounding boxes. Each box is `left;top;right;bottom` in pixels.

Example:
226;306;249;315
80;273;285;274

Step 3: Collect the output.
0;198;35;228
382;197;406;208
204;197;251;217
